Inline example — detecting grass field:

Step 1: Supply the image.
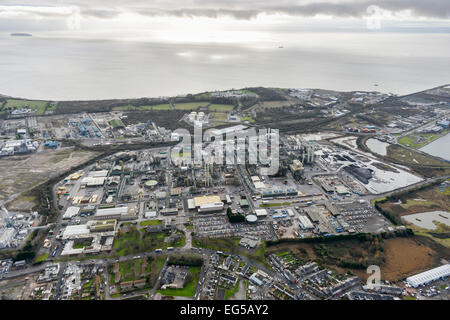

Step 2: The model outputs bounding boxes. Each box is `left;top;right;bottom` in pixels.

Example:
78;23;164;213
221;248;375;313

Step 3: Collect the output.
34;253;49;264
118;258;143;282
259;202;291;208
378;183;450;219
173;102;209;110
224;279;240;299
387;144;450;167
213;112;227;120
139;219;162;227
398;131;448;149
208;104;234;112
172;102;234;111
240;115;255;123
109;119;125;128
156;266;200;297
113;227;185;256
4;99;49;115
113;104;172;111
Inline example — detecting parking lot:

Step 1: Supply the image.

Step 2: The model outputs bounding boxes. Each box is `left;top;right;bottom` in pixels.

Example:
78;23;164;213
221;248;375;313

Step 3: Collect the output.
194;214;276;240
334;202;392;233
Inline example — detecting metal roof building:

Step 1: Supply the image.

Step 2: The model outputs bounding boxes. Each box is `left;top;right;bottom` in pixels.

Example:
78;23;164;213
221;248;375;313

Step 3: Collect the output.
298;215;314;229
254;209;268;218
63;206;80;219
406;264;450;288
198;202;224;213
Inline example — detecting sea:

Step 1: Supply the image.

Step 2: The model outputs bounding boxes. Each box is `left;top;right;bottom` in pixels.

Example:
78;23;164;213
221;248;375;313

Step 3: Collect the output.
0;32;449;100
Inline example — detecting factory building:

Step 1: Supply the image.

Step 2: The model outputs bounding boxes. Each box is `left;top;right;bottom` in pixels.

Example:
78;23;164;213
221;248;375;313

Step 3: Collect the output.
289;159;304;175
63;206;80;220
298;215;314;230
192;195;224;213
254;209;268;218
160;208;178;216
261;188;298;198
94;206;135;220
335;185;350;195
198;202;224;213
62;225;91;239
437;119;449;129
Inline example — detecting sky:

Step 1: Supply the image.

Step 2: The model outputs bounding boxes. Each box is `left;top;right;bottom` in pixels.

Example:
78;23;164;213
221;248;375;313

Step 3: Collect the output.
0;0;449;45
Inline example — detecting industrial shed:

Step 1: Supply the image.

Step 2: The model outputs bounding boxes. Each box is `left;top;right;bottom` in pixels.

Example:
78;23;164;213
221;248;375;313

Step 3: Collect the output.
406;264;450;288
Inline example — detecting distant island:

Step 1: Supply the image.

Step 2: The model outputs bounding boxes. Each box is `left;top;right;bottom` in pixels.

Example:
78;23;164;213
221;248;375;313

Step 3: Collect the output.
10;33;32;37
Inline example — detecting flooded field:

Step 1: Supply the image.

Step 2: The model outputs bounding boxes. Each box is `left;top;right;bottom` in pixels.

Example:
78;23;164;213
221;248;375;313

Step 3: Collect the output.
402;211;450;230
366;138;390;156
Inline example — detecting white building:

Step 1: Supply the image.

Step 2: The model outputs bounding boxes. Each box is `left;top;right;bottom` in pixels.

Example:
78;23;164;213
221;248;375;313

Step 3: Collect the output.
95;206;132;220
63;207;80;220
198;202;224;213
298;215;314;230
406;264;450;288
62;225;90;239
255;209;268;218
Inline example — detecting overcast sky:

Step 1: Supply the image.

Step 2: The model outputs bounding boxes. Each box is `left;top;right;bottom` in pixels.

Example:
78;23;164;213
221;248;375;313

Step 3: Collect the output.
0;1;449;43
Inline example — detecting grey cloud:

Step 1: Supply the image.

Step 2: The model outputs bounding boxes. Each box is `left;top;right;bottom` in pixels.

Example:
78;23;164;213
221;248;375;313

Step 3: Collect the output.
130;0;450;20
1;0;449;20
81;8;122;19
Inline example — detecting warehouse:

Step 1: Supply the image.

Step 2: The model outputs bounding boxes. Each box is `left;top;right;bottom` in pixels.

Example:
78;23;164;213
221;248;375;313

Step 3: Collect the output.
62;225;90;239
63;206;80;219
94;206;134;220
335;185;350;195
254;209;268;218
80;177;105;187
193;195;224;213
194;195;222;207
198;202;224;213
161;208;178;216
406;264;450;288
254;181;266;189
88;170;108;178
287;208;295;217
298;215;314;230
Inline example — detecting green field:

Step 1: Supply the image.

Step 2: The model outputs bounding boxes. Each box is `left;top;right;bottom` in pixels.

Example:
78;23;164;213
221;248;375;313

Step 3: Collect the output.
34;253;49;264
112;104;172;111
224;279;241;299
113;227;185;256
208;104;234;112
172;102;234;111
240;115;255;123
398;131;447;149
139;219;162;227
387;144;450;167
213;112;227;120
259;202;291;208
173;102;209;110
156;266;200;297
109;119;125;128
4;99;49;115
118;258;142;282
